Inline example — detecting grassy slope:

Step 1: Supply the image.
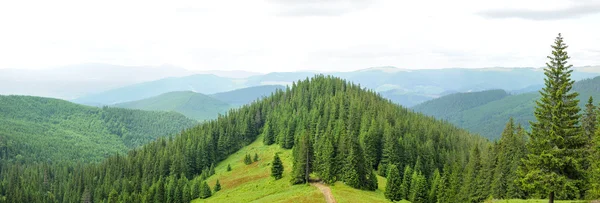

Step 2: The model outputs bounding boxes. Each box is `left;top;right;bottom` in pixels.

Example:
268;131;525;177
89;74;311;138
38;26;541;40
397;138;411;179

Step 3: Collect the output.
113;91;231;121
193;136;391;203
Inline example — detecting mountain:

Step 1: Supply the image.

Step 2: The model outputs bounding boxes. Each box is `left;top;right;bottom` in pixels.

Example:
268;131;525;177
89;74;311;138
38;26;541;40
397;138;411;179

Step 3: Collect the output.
113;91;231;121
0;63;192;100
413;76;600;140
412;89;510;119
0;95;197;163
210;85;284;107
3;75;487;202
72;66;599;107
72;74;244;106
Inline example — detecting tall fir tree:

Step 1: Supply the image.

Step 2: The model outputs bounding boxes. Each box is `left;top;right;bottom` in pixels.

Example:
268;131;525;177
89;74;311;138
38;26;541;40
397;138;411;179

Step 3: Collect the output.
519;33;586;202
291;131;313;184
582;96;597;140
214;179;221;192
199;181;212;199
399;165;413;200
271;153;284;180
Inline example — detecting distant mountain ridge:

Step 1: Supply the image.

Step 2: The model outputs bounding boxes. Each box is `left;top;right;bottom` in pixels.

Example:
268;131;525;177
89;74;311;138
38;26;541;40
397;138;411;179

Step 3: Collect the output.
4;64;594;107
113;91;231;121
412;76;600;140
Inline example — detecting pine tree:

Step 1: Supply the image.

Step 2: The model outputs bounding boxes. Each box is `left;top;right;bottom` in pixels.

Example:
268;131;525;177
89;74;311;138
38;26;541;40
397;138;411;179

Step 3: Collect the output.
263;119;275;145
227;164;232;172
519;33;586;202
384;164;402;201
379;123;401;176
108;189;119;203
582;96;597;140
399;165;413;200
191;180;200;199
315;128;336;184
182;183;191;203
254;153;259;162
271;153;284;180
209;163;215;176
409;170;428;203
291;131;313;184
461;146;483;203
214;179;221;192
587;108;600;199
244;154;252;165
199;181;212;199
429;169;442;203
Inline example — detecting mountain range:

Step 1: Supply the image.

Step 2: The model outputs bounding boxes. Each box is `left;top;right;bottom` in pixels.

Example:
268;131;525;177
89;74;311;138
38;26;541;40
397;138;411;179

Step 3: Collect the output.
413;76;600;139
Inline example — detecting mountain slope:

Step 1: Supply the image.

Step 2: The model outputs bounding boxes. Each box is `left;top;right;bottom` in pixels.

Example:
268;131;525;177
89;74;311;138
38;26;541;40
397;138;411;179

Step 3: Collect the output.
210;85;284;107
413;76;600;140
412;89;510;119
72;74;243;106
113;91;231;121
2;75;488;202
0;95;197;163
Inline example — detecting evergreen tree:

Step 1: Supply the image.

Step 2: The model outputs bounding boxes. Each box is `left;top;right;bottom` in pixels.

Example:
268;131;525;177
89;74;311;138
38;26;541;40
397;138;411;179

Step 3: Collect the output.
263;119;276;145
291;131;313;184
227;164;232;172
428;169;442;203
409;170;428;203
384;164;402;201
244;154;252;165
461;146;483;203
214;179;221;192
587;112;600;199
254;153;259;162
271;153;284;180
379;123;401;176
519;33;586;202
199;181;212;199
191;180;200;199
399;165;413;200
182;183;191;203
582;96;597;140
315;128;336;184
108;189;118;203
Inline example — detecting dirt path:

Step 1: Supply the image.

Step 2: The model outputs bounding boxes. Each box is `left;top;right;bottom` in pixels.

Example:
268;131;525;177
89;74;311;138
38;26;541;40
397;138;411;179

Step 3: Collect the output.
311;182;337;203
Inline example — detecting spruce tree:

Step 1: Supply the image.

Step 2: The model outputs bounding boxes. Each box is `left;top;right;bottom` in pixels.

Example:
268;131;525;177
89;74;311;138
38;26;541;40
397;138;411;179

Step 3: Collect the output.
409;170;428;203
587;119;600;199
108;189;118;203
227;164;232;172
199;181;212;199
429;169;442;203
519;33;586;202
182;184;191;203
315;129;336;184
271;153;284;180
291;131;313;184
191;180;200;199
379;123;401;176
254;153;259;162
582;96;597;140
399;165;413;200
244;154;252;165
214;179;221;192
384;164;402;201
263;119;275;145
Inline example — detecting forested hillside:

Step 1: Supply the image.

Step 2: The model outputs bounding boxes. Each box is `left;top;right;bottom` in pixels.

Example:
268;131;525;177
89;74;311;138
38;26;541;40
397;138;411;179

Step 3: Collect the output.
113;91;231;121
412;89;509;119
414;76;600;139
0;95;197;163
0;76;488;203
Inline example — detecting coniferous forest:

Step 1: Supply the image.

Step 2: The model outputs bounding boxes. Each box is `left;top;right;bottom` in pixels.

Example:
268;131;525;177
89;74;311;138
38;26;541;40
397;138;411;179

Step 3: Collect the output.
0;34;599;203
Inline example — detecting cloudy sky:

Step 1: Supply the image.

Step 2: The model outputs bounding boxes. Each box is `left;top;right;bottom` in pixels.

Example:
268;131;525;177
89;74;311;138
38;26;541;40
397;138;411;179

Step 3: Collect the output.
0;0;599;72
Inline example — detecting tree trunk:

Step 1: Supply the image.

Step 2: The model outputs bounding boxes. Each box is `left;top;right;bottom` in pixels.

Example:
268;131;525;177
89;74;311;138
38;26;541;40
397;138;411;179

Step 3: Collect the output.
548;191;554;203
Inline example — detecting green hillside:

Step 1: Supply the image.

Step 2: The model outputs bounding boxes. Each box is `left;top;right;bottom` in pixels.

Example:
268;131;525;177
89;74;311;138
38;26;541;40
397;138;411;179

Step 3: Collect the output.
0;95;197;163
113;91;231;121
1;75;487;203
412;89;509;118
413;76;600;140
210;85;284;107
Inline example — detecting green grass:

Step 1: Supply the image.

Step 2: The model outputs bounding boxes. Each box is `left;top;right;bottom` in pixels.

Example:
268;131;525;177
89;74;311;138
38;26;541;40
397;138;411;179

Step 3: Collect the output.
328;175;399;203
192;135;392;203
192;136;325;203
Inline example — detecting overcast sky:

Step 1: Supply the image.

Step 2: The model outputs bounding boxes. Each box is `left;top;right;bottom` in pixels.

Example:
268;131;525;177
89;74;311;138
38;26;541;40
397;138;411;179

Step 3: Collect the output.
1;0;599;72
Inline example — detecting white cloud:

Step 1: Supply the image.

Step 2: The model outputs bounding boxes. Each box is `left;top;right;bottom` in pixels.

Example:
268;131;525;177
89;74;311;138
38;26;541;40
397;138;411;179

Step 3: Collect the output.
0;0;598;72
